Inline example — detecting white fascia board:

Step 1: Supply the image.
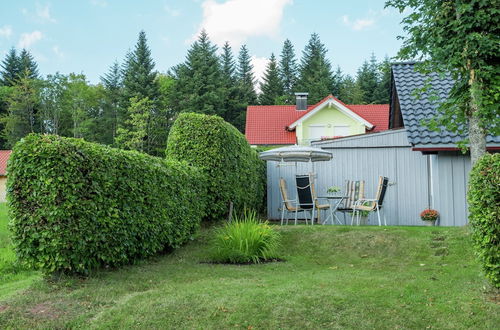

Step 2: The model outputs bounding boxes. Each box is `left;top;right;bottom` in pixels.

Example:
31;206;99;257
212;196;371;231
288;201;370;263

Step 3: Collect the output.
288;99;374;129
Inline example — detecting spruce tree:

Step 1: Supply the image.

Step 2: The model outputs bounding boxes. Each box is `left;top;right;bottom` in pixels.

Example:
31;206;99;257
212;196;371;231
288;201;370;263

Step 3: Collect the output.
18;49;39;80
296;33;335;104
122;31;159;106
332;66;343;98
100;61;123;144
233;44;257;132
236;45;257;105
1;48;21;86
170;30;224;116
278;39;298;104
356;53;379;104
373;56;391;104
220;42;239;123
259;53;283;105
338;75;364;104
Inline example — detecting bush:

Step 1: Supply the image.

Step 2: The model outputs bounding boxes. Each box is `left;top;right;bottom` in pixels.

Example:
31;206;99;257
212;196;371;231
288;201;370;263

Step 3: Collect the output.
166;113;265;222
467;153;500;288
7;134;206;274
210;210;280;264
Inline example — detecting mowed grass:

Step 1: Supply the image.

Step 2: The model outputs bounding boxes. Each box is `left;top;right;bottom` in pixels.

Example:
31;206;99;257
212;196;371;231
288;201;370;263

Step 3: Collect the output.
0;203;38;300
0;217;499;329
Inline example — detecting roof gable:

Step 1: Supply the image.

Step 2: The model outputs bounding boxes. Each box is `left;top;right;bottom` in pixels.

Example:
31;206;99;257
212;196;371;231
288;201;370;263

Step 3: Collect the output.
288;95;374;129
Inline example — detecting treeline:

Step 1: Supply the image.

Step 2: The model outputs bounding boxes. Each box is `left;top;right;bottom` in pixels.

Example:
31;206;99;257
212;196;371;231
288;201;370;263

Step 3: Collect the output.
0;30;391;155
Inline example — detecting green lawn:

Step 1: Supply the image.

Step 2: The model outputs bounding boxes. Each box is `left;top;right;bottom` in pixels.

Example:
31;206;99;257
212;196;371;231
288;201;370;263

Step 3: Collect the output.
0;206;499;328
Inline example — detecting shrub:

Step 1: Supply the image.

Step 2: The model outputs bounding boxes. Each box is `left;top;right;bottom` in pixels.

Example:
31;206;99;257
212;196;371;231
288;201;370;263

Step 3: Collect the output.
7;134;206;274
210;210;280;264
467;153;499;288
166;113;265;222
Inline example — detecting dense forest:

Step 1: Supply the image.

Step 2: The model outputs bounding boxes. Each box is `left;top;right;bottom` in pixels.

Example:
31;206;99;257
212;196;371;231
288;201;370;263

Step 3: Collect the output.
0;31;391;156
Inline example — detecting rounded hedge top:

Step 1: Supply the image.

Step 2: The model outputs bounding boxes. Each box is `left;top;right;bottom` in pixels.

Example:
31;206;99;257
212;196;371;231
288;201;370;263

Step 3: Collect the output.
166;113;265;221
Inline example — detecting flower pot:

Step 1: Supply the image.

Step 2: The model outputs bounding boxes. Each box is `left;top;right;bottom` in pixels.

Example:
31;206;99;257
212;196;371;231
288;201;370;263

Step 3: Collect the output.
423;220;436;226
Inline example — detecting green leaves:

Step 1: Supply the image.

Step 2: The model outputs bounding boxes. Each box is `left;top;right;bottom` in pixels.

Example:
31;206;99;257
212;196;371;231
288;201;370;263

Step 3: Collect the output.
7;134;206;274
467;153;500;288
166;113;266;222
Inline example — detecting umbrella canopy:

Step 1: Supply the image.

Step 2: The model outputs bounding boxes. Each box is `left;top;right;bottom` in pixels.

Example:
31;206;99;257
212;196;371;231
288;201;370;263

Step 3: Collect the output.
259;145;332;162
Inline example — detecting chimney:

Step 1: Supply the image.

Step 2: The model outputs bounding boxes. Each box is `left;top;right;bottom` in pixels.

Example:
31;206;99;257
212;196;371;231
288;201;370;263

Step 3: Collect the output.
295;92;308;110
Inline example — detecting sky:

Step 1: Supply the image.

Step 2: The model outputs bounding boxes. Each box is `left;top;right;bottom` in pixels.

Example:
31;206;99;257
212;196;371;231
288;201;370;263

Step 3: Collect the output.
0;0;407;86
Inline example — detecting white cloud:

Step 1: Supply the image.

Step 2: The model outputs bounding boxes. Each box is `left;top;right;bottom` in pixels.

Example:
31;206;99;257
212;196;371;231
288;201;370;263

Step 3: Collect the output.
164;5;181;17
22;2;56;23
52;45;64;59
36;3;56;23
90;0;108;7
192;0;292;47
0;25;13;38
251;55;269;93
342;15;375;31
18;31;43;49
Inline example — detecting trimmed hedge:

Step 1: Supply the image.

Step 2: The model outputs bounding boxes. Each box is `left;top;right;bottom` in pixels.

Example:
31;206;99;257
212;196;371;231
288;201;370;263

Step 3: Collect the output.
7;134;206;274
467;153;499;288
166;113;265;221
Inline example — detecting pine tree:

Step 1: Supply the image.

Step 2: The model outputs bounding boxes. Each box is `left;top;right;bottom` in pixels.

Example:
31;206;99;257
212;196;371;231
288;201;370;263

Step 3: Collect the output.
278;39;298;104
18;49;39;80
296;33;335;104
170;30;224;116
122;31;159;107
356;53;379;104
220;42;240;123
0;48;21;86
259;53;283;105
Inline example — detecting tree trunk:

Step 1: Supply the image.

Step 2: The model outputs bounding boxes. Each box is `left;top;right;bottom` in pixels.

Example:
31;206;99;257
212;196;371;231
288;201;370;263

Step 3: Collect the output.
468;68;487;165
469;113;486;165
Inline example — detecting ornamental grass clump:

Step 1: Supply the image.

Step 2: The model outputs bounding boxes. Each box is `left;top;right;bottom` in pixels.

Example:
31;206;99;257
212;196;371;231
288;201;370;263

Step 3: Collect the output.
210;210;281;264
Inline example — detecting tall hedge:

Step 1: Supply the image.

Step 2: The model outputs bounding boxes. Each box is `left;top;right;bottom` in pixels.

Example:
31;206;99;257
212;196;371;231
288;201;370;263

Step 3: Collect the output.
166;113;265;221
8;134;206;274
467;153;499;288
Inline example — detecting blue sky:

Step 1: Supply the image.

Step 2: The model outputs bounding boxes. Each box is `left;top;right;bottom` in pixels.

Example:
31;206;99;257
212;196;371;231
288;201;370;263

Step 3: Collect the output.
0;0;406;85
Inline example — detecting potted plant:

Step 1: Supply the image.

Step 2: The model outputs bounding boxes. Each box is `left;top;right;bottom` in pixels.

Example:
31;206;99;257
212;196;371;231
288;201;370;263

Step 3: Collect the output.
326;186;341;196
420;209;439;226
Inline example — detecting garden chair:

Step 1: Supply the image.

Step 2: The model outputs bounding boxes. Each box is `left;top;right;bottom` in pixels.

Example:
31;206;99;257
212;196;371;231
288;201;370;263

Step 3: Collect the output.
279;178;309;225
352;176;389;226
295;174;332;225
337;180;365;224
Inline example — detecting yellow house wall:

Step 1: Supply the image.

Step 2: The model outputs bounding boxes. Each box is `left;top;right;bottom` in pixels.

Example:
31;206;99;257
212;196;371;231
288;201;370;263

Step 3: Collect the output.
0;176;6;202
296;105;365;145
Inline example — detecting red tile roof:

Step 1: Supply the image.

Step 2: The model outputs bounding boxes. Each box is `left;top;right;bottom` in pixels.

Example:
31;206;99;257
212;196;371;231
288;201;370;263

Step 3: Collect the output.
0;150;12;176
348;104;389;132
245;95;389;145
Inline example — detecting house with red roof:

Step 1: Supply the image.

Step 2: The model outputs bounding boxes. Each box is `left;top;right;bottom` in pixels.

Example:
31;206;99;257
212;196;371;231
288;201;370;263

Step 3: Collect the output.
0;150;12;202
245;93;389;146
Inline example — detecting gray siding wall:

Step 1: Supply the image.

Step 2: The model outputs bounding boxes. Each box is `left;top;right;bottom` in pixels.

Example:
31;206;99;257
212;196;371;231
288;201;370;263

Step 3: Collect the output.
266;129;470;226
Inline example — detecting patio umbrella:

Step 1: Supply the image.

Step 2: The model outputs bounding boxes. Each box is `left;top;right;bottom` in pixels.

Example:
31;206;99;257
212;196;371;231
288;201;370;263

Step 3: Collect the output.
259;145;332;163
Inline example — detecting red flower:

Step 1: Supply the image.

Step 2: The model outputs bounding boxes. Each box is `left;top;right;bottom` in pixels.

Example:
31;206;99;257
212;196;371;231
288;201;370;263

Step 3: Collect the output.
420;209;439;221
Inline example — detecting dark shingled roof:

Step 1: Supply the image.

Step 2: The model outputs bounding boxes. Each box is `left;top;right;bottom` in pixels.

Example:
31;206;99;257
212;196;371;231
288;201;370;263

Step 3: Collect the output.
391;62;500;147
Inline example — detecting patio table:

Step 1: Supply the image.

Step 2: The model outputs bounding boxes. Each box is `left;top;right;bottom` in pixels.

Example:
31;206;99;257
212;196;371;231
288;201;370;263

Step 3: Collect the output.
318;195;347;225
